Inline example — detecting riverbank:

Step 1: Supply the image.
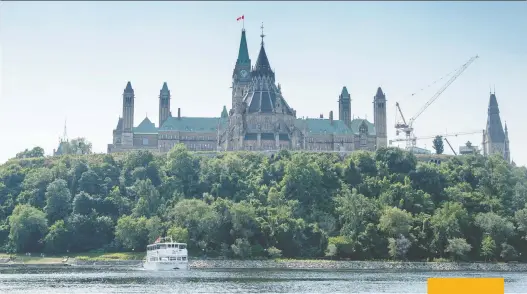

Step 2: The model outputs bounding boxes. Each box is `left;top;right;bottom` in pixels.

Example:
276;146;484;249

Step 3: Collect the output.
189;259;527;272
2;254;527;272
0;252;143;265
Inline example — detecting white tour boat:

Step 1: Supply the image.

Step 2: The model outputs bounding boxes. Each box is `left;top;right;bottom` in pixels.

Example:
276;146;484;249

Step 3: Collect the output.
143;237;189;271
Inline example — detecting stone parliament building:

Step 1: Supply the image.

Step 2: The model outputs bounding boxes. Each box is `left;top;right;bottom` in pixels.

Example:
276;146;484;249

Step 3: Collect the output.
107;27;388;154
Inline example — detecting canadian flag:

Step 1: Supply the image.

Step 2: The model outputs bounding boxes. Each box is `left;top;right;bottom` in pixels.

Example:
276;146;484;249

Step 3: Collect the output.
237;15;244;21
154;237;161;243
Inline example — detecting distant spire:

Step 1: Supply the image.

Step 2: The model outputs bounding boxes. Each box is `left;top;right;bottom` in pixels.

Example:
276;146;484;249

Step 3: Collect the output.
254;23;273;76
260;22;265;45
376;87;384;96
236;29;250;65
161;82;169;92
486;92;506;143
124;81;134;93
221;106;228;118
62;118;68;142
489;92;499;109
341;86;349;96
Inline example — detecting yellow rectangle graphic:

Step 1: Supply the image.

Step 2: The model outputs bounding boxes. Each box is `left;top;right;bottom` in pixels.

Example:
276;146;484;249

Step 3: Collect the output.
428;278;504;294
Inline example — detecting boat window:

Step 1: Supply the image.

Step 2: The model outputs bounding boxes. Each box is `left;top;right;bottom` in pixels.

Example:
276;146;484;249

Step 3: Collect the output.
159;244;167;249
156;244;160;249
182;256;187;261
179;244;186;249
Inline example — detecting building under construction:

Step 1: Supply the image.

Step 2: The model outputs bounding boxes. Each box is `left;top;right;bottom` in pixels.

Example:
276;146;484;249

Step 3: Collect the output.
390;55;511;163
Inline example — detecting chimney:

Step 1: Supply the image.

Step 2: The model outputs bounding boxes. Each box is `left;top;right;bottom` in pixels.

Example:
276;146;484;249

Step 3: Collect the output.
177;108;181;119
329;111;334;125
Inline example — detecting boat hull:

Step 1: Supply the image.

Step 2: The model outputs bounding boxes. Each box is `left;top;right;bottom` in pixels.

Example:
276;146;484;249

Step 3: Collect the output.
143;261;189;271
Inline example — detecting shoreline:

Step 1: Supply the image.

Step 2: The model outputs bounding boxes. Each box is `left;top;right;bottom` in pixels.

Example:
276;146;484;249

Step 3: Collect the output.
2;258;527;272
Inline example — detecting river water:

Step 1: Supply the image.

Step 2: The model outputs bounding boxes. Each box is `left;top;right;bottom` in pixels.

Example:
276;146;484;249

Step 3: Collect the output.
0;266;526;293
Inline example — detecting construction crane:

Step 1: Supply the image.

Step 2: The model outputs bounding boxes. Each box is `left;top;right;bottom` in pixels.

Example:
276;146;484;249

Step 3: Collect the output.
389;130;483;144
443;137;457;155
394;55;479;149
390;130;483;154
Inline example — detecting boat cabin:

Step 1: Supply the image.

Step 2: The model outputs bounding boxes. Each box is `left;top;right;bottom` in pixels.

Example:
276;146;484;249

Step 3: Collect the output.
147;243;187;251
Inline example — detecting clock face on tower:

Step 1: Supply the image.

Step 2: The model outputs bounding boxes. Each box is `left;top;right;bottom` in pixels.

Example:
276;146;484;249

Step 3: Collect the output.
240;69;248;78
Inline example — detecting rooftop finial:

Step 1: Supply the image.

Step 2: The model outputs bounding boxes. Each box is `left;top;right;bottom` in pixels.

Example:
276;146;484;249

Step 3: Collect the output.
260;22;265;45
62;118;68;142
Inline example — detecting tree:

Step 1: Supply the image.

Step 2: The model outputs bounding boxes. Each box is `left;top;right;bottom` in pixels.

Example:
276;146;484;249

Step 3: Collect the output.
44;179;72;223
15;147;45;159
378;207;413;237
69;138;93;155
445;238;472;261
2;142;527;261
432;136;444;155
115;216;149;250
8;205;48;252
167;226;189;243
44;220;70;253
481;235;496;261
388;234;411;260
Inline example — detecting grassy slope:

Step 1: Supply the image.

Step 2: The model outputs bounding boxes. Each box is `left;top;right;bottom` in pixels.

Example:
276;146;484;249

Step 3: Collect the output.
0;252;145;263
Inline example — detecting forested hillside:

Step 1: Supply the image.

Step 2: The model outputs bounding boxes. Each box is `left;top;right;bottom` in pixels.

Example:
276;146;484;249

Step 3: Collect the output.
1;145;527;262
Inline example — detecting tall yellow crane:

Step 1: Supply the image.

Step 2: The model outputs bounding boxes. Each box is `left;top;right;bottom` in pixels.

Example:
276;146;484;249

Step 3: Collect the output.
394;55;479;150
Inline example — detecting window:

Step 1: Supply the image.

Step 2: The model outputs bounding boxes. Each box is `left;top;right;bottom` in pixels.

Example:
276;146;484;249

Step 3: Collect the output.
142;138;149;145
360;134;367;146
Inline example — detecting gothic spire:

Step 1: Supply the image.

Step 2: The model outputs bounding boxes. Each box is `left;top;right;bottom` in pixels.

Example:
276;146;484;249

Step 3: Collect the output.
236;29;250;65
253;23;273;76
341;87;350;97
160;82;170;95
221;106;228;118
124;81;134;93
376;87;384;97
486;92;505;143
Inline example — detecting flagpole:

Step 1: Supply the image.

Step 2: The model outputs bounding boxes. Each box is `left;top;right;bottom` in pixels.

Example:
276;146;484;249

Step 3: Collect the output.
243;16;245;30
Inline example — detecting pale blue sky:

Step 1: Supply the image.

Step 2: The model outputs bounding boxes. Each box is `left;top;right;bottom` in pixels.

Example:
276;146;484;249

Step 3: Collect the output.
1;1;526;165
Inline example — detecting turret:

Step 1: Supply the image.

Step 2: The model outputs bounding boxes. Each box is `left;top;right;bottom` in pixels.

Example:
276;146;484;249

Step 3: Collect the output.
221;106;228;118
484;92;506;158
232;29;251;109
122;81;135;133
504;122;510;163
338;86;351;128
373;87;387;149
121;81;135;147
159;82;171;128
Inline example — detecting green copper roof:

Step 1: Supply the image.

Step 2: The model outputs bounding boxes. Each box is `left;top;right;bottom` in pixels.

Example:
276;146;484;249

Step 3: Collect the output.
161;82;169;94
125;81;134;93
221;106;228;118
341;86;349;96
294;118;376;136
133;117;158;134
237;29;250;65
350;119;376;136
295;118;353;135
160;117;228;133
